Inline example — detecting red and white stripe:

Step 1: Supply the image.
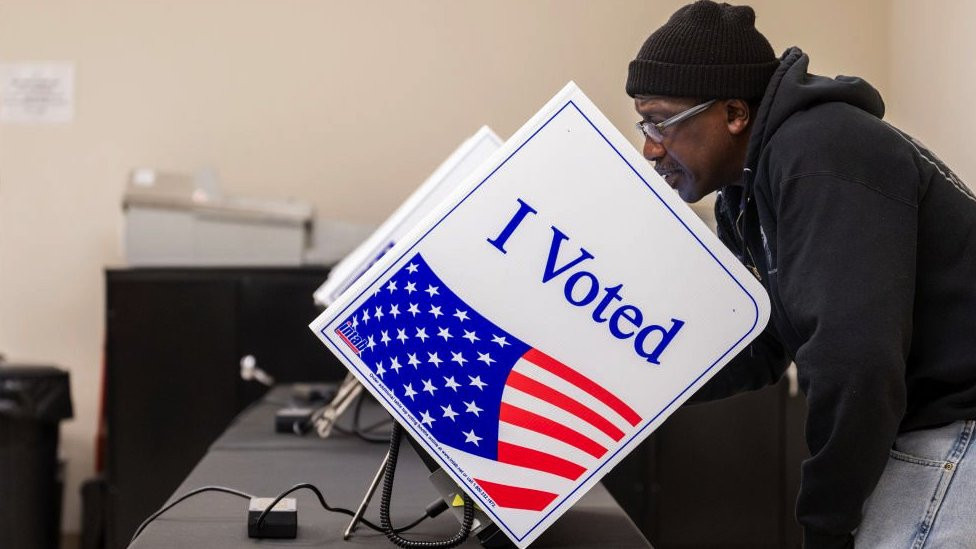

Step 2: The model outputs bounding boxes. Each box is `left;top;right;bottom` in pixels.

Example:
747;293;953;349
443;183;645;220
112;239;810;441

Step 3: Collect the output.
473;349;641;512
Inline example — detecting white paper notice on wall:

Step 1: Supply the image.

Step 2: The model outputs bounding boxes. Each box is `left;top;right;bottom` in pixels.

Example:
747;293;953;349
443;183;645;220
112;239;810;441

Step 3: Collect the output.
0;63;75;123
310;82;770;548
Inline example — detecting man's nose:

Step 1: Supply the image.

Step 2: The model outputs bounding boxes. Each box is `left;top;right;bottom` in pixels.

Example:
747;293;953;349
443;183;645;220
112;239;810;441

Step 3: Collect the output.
643;138;666;162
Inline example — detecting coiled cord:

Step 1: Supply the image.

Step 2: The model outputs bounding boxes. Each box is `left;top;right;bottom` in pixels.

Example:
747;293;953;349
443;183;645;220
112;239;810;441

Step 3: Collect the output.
380;423;474;548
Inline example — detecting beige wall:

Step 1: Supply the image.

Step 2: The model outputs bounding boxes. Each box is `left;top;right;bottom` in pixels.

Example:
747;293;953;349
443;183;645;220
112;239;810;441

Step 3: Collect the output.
0;0;912;534
888;0;976;185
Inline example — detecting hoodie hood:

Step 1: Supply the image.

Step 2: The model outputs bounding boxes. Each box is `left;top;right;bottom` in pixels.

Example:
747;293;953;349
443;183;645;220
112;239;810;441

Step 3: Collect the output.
744;47;886;174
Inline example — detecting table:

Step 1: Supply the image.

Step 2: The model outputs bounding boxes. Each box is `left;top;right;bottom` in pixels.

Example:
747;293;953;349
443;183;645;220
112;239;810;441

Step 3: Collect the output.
129;386;652;548
104;267;345;547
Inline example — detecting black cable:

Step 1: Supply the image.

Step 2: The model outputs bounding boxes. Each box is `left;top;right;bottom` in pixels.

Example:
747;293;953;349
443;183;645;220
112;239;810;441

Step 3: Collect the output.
302;394;390;442
361;416;395;433
356;394;395;433
131;405;462;543
380;423;474;548
253;482;433;535
353;392;393;443
253;482;380;531
132;481;435;543
129;486;254;544
316;393;392;443
393;512;432;533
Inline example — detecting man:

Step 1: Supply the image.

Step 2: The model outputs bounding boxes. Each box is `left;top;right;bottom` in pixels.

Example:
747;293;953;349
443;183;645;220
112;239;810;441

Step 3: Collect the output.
626;1;976;547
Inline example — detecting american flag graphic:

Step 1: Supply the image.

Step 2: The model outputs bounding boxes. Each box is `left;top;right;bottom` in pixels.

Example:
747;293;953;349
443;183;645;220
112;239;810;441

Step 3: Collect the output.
334;253;642;512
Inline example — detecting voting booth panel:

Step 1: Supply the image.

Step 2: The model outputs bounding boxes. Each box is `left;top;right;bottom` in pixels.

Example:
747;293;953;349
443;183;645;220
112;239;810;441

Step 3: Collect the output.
314;126;503;307
311;82;769;548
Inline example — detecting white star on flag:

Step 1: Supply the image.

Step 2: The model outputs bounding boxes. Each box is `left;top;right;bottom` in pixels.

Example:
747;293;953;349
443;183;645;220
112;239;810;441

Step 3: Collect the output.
443;376;461;391
450;351;467;366
463;429;482;446
429;305;443;318
491;334;509;347
403;383;417;400
405;282;417;294
405;263;419;274
462;330;480;344
437;327;453;341
425;284;439;297
428;352;443;367
453;309;470;322
420;410;435;427
386;280;397;293
468;375;487;390
476;352;495;366
464;400;483;417
389;304;400;319
422;379;437;395
441;404;458;421
408;303;420;316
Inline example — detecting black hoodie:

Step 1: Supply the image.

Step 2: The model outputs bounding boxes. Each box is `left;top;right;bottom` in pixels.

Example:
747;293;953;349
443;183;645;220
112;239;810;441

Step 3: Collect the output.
707;47;976;548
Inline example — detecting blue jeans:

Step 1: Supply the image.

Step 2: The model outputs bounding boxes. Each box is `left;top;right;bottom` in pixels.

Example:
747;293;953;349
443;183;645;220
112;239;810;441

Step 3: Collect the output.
855;420;976;548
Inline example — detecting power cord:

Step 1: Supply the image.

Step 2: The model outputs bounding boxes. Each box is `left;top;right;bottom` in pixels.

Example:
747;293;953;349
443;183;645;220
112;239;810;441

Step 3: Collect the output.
250;482;427;534
351;392;394;442
129;481;445;544
129;486;254;543
308;392;393;443
380;423;474;548
132;404;468;546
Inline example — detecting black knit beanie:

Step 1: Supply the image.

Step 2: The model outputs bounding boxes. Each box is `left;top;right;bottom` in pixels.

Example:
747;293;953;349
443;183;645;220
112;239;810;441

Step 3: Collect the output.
626;1;778;100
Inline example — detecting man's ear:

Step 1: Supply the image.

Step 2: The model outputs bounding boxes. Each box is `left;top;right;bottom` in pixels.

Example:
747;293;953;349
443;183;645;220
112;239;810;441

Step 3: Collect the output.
725;99;751;136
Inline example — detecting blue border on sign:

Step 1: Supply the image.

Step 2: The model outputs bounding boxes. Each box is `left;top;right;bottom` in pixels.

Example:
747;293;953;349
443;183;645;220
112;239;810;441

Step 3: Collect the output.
319;99;762;543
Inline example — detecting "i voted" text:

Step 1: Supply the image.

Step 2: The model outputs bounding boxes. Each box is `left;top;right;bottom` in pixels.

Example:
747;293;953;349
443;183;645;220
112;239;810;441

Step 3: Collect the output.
487;198;685;365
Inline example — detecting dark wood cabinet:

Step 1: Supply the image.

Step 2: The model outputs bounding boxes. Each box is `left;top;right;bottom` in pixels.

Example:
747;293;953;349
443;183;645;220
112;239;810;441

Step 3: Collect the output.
604;374;808;549
103;268;345;548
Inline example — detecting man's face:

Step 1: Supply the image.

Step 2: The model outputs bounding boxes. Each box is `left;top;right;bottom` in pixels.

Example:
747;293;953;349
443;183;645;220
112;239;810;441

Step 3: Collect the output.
634;95;746;203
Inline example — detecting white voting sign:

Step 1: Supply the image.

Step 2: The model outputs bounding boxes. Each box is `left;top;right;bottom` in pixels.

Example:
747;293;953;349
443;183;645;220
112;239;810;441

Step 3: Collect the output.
314;126;503;306
310;82;769;547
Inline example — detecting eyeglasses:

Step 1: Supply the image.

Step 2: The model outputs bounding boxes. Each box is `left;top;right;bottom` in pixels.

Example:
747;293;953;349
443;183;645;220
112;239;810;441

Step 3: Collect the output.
635;99;717;143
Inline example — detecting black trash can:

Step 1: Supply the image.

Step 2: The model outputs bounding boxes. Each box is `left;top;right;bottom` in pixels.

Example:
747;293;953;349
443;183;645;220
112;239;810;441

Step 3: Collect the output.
0;365;73;549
